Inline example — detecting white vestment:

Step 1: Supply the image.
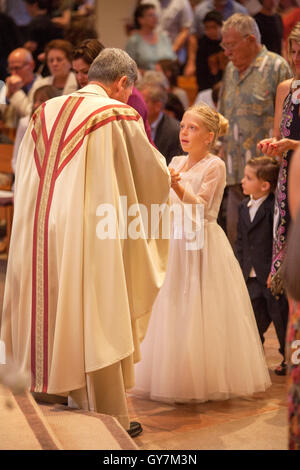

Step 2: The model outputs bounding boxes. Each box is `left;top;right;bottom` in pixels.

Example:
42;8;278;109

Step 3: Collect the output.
0;84;170;427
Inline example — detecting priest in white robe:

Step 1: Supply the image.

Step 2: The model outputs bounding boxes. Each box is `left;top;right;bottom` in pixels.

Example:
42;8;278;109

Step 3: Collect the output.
0;48;170;434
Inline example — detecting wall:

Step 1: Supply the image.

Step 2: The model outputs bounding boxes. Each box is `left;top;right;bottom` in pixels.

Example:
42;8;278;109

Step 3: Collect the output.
94;0;137;49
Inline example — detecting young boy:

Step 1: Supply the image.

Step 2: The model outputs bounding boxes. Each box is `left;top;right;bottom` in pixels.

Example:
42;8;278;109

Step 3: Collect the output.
235;157;289;375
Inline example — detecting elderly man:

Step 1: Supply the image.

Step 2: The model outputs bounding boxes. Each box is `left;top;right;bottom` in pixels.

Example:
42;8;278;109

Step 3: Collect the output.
0;48;41;125
0;48;170;437
138;72;182;164
218;13;291;245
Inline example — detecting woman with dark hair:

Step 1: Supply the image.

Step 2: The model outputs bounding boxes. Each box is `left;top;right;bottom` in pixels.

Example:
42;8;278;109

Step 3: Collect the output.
125;3;175;72
72;39;153;143
72;38;104;88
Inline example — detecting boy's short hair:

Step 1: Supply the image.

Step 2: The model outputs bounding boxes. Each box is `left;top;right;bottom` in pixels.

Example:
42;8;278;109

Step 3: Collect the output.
246;156;280;192
203;10;223;26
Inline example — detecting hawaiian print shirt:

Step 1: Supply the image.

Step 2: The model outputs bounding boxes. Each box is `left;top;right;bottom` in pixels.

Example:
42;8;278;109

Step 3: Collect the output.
219;46;292;185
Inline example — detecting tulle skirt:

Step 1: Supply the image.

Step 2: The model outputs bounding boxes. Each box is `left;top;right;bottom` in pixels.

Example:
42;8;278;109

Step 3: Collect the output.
133;221;271;403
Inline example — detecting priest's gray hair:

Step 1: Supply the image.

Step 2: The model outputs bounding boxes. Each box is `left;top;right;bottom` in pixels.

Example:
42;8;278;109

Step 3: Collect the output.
222;13;261;44
88;48;138;86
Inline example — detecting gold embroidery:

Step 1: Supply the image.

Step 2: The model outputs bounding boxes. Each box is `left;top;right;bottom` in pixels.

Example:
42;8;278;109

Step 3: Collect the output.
59;107;138;168
34;97;81;392
33;100;138;391
33;107;46;170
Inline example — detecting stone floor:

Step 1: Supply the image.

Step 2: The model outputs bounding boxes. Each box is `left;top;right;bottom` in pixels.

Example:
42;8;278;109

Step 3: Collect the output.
0;258;288;450
127;324;288;450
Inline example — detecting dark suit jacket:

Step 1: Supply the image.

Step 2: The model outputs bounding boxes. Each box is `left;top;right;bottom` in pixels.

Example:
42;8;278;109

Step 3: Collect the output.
154;114;182;165
235;193;275;285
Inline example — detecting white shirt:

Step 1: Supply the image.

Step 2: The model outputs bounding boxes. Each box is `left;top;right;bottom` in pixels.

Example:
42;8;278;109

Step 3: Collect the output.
247;194;268;222
247;194;268;277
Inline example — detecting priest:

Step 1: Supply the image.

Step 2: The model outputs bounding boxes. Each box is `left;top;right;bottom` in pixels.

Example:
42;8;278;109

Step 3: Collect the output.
0;48;170;437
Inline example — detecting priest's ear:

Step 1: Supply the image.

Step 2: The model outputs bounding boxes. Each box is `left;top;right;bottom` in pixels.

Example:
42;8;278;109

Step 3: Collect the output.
113;75;133;103
118;75;128;90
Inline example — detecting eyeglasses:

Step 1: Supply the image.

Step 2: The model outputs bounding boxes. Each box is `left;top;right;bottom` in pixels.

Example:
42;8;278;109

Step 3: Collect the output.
220;35;250;51
7;63;29;74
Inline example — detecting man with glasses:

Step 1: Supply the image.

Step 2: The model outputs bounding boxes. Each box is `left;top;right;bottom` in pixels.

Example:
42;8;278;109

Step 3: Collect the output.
0;47;40;125
218;13;291;246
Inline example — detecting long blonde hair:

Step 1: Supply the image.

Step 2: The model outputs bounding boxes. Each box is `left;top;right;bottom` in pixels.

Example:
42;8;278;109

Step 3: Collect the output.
287;22;300;76
187;103;228;148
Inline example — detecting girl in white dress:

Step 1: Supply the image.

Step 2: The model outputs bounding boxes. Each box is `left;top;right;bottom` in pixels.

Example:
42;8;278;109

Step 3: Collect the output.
134;104;271;403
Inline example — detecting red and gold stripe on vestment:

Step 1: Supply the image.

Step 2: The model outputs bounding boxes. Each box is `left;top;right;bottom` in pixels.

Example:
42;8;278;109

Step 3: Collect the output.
30;98;140;393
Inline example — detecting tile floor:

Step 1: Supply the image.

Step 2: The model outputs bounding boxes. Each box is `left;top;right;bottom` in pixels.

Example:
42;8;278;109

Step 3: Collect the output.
0;258;288;450
127;324;288;450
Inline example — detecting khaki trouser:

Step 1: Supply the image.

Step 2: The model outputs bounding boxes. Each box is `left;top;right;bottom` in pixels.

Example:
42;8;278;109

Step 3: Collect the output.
34;361;130;430
69;361;130;430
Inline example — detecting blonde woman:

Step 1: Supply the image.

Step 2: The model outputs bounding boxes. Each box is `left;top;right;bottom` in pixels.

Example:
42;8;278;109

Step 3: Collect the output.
134;104;271;404
258;23;300;340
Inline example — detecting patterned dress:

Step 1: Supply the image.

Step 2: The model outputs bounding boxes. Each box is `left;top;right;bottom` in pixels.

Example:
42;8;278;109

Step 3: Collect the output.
287;300;300;450
272;84;300;449
271;86;300;296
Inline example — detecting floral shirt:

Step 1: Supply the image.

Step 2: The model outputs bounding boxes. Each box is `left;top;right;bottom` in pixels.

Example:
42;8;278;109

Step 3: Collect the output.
219;46;292;185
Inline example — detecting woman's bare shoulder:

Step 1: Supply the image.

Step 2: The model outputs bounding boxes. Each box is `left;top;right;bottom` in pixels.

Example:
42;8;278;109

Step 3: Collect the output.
276;78;293;98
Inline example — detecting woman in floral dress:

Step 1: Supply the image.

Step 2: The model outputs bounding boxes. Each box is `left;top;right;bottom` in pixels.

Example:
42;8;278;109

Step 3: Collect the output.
258;22;300;375
284;147;300;450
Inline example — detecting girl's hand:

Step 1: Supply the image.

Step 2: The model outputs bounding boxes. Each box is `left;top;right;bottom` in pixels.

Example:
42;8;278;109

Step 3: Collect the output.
169;168;181;188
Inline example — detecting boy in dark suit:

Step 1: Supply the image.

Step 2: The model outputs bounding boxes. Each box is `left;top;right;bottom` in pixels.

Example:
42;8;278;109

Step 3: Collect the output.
235;157;289;375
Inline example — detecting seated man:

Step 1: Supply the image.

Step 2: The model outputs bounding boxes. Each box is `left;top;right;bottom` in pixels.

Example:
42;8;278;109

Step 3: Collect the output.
0;48;40;126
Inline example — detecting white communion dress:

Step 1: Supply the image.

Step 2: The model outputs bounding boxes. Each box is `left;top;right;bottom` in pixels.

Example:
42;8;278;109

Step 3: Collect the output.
134;154;271;403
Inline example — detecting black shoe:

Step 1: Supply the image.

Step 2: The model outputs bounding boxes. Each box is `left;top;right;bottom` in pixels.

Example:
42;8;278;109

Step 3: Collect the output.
127;421;143;438
274;361;287;376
